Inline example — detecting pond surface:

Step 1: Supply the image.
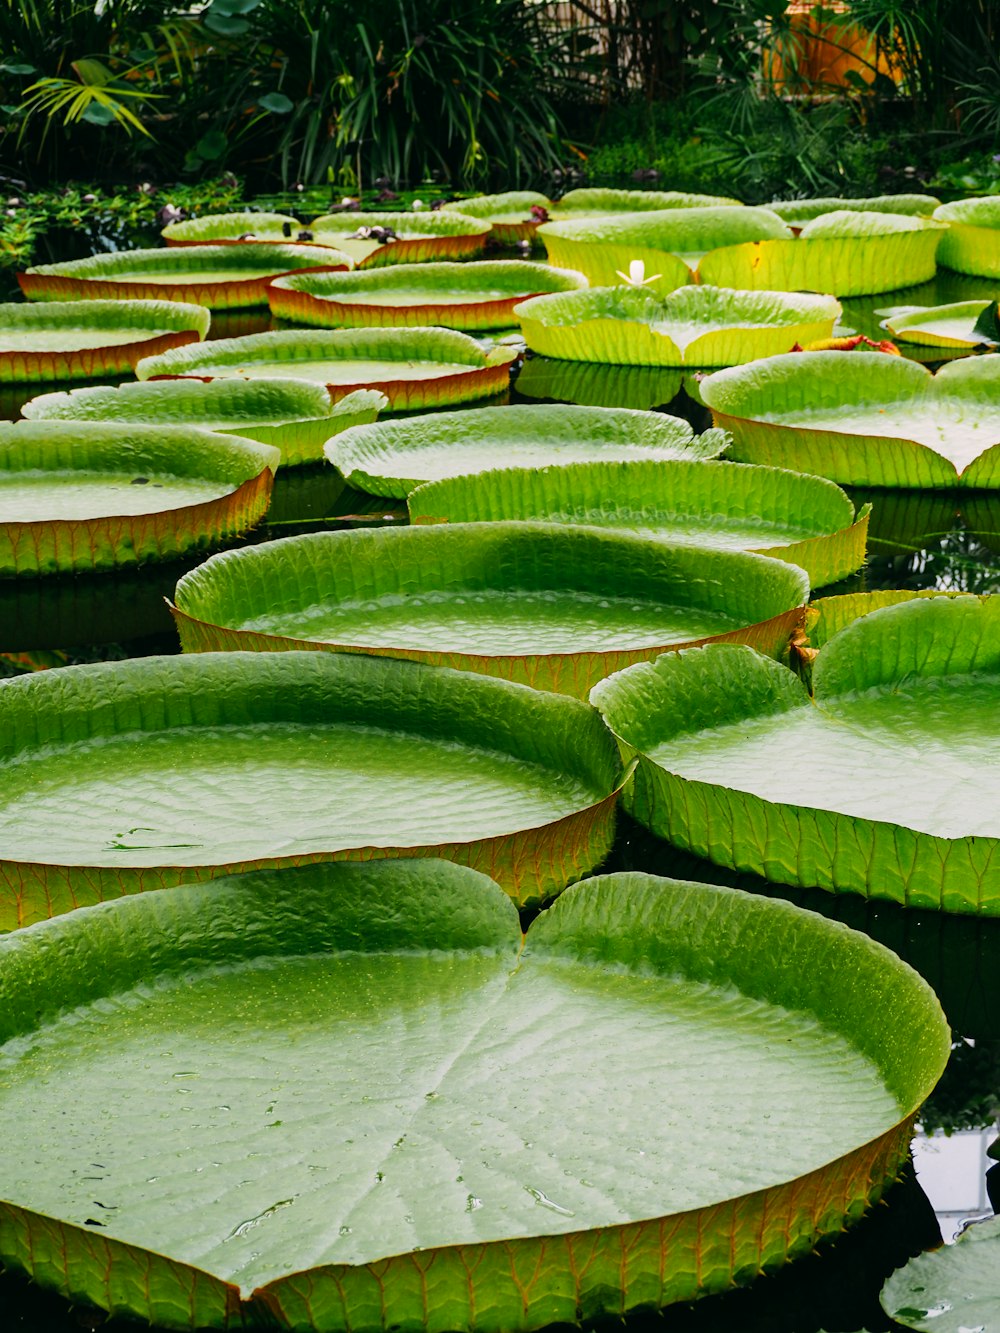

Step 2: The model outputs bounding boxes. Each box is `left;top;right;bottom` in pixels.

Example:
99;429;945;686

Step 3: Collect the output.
2;270;999;1332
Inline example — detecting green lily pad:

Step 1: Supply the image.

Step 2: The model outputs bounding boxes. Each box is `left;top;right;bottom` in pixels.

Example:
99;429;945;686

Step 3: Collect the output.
162;210;317;245
408;458;869;589
0;862;948;1330
552;186;743;214
769;195;941;226
324;403;727;498
18;244;354;309
536;206;790;293
805;589;965;652
698;211;947;296
310;210;491;266
934;195;1000;277
515;356;684;409
21;379;386;467
135;327;516;411
0;299;209;382
592;594;1000;914
881;1215;1000;1331
170;522;810;698
0;650;623;925
882;299;1000;348
0;421;280;575
701;351;1000;487
439;191;552;241
269;260;587;331
515;284;842;366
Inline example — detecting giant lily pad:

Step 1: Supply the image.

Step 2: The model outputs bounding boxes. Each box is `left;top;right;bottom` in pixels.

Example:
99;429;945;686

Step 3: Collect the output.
701;351;1000;487
310;210;491;266
536;206;791;293
592;594;1000;914
268;260;588;330
0;299;209;382
18;243;354;309
0;421;280;576
21;379;386;467
408;458;869;589
552;187;743;214
0;861;948;1330
162;210;319;245
515;284;841;366
769;195;941;227
324;403;727;498
439;191;553;241
882;1215;1000;1331
170;523;810;698
881;299;1000;348
698;211;946;296
0;650;623;925
135;327;516;410
934;195;1000;277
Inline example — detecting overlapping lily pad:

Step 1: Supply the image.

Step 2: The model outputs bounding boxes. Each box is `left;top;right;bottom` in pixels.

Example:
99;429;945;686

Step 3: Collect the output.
268;260;588;330
408;458;869;588
882;1214;1000;1331
18;244;354;309
769;195;941;226
0;421;280;576
162;210;317;245
325;403;727;497
934;195;1000;276
310;210;491;266
881;299;1000;348
592;594;1000;914
0;650;624;926
701;351;1000;487
553;187;743;214
171;522;809;697
698;211;946;295
439;191;552;241
536;206;791;292
0;299;209;382
135;327;516;410
22;379;386;467
0;861;948;1331
515;284;842;366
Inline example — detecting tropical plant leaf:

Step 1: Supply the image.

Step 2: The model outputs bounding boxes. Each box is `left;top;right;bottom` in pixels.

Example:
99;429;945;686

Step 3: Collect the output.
552;187;744;213
934;195;1000;277
170;522;809;697
515;284;842;367
439;190;553;241
701;350;1000;487
269;260;588;331
0;298;209;383
0;651;624;924
325;403;727;497
309;210;491;266
0;862;949;1330
592;594;1000;914
698;210;947;296
18;243;354;309
408;458;868;589
769;195;941;225
0;420;279;576
22;380;387;467
881;1215;1000;1331
136;327;516;410
536;205;789;292
162;210;307;244
883;299;1000;348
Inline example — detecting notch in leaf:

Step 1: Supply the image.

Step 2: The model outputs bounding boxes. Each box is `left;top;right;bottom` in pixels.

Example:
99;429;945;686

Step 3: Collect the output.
972;299;1000;344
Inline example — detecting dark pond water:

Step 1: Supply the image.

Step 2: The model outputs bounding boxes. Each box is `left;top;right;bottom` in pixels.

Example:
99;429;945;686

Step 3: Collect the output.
2;270;999;1332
